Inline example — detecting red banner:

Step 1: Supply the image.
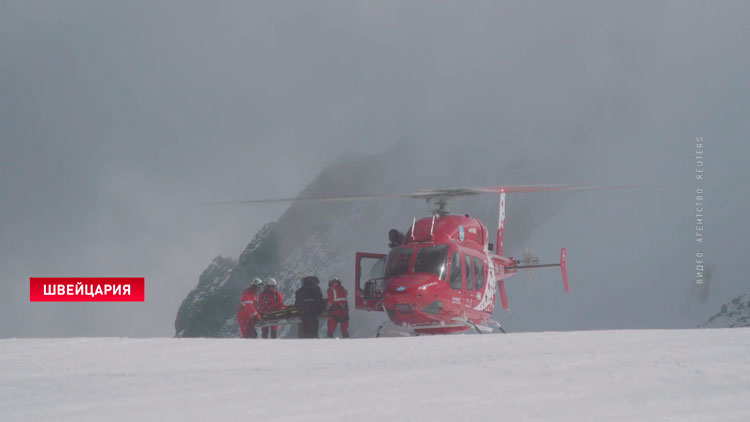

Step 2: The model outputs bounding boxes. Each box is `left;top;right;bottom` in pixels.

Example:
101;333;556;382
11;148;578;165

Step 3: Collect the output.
30;278;145;302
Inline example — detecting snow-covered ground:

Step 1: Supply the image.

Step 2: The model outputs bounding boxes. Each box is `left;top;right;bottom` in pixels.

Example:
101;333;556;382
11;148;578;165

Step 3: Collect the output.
2;329;749;421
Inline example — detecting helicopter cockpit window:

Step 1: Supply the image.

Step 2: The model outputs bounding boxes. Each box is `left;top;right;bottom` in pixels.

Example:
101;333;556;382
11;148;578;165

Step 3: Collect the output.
449;252;462;290
465;254;474;291
385;247;414;278
413;245;450;281
474;257;485;290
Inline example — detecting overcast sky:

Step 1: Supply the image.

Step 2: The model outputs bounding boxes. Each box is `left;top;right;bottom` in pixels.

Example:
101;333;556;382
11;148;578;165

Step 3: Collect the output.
1;1;748;337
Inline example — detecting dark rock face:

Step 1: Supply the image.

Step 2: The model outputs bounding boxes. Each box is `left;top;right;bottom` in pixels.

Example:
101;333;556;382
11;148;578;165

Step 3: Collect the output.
174;225;276;338
702;294;750;328
174;255;239;338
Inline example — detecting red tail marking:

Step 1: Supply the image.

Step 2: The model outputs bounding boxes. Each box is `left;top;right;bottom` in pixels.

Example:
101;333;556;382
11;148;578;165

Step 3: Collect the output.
496;193;505;256
560;247;569;292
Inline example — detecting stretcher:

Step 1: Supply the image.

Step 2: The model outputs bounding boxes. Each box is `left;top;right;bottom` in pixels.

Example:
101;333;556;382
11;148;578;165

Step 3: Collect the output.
255;306;304;327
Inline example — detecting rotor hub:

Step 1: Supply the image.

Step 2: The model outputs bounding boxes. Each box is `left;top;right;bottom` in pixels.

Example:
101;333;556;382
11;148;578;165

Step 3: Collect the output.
427;197;452;216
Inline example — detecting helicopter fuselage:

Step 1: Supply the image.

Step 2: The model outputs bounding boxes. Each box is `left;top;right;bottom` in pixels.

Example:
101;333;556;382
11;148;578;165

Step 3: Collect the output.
355;214;518;334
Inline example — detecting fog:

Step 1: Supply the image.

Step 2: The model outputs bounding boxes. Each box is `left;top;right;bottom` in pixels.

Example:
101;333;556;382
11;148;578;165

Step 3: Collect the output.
1;1;748;337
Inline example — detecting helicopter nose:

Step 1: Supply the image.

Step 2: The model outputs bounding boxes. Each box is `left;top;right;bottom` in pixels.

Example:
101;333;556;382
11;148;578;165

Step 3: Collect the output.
384;273;445;322
386;273;437;294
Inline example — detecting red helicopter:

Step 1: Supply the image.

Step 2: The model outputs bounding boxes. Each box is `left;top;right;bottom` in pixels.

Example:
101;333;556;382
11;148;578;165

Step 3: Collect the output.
230;184;629;336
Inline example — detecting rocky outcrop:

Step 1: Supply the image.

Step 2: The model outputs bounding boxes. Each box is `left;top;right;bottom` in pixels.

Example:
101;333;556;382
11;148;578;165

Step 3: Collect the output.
702;294;750;328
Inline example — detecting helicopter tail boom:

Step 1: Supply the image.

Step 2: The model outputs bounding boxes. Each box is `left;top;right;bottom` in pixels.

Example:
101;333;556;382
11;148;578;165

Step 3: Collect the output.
504;247;569;294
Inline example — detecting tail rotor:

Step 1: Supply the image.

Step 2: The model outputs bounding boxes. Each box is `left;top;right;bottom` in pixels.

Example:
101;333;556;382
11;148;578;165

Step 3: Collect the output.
523;246;538;295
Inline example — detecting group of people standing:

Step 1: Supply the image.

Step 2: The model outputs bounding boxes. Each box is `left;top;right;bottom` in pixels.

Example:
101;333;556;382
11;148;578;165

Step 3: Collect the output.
236;276;350;339
236;277;284;339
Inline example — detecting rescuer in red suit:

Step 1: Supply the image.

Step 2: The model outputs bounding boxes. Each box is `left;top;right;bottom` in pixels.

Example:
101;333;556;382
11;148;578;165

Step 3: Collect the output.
236;278;263;338
259;277;285;339
326;277;350;338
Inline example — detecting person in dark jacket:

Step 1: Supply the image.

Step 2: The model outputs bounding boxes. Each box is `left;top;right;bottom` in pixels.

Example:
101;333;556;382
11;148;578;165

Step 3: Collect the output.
294;276;325;338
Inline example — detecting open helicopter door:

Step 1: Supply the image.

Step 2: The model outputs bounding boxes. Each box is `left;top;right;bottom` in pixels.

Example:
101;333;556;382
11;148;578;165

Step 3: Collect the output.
355;252;387;312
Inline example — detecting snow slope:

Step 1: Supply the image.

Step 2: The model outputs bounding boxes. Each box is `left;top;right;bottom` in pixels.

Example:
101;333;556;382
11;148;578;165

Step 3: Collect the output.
2;329;749;422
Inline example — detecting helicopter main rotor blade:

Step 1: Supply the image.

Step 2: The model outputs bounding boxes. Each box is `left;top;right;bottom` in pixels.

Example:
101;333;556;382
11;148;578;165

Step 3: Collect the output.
214;192;421;205
213;184;642;205
467;184;644;194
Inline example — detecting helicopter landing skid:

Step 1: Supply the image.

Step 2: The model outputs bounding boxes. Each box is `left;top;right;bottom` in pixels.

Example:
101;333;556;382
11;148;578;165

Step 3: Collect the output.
375;318;506;337
450;317;507;334
375;321;416;338
488;319;507;334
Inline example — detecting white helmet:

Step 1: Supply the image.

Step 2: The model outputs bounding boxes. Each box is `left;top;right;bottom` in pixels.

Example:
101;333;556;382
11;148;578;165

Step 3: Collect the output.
265;277;277;286
251;278;263;287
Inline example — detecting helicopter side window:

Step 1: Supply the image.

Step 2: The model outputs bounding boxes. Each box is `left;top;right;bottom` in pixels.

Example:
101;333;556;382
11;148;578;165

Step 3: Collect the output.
413;245;450;281
465;254;474;291
474;257;485;290
367;258;385;280
449;252;462;290
361;257;386;299
385;247;414;278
